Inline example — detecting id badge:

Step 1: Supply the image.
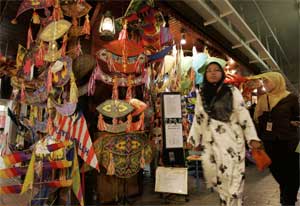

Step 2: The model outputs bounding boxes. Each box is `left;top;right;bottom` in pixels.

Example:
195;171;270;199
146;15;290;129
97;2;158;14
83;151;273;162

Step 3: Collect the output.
266;122;273;131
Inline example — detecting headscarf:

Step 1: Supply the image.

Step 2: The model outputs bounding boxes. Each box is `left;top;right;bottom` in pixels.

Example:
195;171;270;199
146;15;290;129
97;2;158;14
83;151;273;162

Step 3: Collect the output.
202;62;226;105
253;72;290;121
201;62;233;122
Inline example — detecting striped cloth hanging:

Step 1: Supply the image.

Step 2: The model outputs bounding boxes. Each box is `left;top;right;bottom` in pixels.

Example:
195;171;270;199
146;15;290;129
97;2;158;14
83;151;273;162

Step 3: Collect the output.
2;152;31;166
51;113;99;171
0;160;72;178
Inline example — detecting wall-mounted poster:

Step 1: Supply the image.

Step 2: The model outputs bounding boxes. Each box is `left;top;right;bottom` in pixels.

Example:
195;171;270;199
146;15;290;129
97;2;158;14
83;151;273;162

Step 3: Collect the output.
155;166;188;195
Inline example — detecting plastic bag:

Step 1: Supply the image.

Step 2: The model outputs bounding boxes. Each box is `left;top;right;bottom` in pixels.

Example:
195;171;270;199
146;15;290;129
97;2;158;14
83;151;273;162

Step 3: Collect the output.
251;149;272;171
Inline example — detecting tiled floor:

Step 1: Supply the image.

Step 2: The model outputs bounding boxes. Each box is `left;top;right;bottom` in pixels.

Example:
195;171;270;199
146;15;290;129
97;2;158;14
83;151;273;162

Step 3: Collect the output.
134;165;284;206
0;165;299;206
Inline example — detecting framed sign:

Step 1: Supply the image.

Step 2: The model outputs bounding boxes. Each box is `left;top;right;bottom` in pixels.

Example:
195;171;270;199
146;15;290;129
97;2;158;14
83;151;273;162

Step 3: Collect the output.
155;166;188;195
161;93;185;166
162;94;182;118
165;122;183;148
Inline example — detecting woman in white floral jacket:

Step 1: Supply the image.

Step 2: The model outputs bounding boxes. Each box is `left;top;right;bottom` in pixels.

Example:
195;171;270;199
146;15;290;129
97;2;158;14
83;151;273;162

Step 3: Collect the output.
188;57;261;206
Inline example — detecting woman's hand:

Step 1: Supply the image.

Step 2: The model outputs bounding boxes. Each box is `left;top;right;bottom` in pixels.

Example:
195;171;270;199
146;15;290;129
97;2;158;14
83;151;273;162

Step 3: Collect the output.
290;121;300;127
250;140;262;149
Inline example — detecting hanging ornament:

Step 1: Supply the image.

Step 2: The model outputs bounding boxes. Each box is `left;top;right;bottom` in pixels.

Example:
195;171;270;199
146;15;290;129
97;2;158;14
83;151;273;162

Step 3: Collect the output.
82;14;91;35
32;10;40;24
69;72;78;103
99;10;115;41
61;34;68;57
35;41;45;67
27;25;33;49
23;58;32;75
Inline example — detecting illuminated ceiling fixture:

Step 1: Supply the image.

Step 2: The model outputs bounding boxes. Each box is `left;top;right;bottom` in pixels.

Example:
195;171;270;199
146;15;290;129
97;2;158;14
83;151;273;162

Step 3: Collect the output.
180;29;186;45
99;10;115;40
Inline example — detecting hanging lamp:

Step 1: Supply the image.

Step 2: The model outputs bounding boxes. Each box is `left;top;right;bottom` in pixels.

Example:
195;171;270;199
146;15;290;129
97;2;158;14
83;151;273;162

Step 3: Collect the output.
99;10;115;40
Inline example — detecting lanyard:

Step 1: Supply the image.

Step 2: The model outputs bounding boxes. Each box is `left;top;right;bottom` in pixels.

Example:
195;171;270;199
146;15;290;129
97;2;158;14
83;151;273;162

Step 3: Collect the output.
266;95;272;120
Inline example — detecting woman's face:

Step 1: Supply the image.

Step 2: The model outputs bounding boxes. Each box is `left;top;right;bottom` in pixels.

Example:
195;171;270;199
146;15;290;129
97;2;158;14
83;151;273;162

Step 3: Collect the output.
262;78;275;93
205;63;223;84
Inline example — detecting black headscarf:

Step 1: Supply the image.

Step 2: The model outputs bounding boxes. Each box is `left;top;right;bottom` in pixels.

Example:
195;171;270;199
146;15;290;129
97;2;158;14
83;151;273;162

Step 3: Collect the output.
201;62;233;122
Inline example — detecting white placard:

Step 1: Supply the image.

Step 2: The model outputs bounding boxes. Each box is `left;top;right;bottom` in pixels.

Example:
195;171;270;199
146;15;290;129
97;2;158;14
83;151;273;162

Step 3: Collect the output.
155;167;188;194
165;123;183;148
163;94;182;118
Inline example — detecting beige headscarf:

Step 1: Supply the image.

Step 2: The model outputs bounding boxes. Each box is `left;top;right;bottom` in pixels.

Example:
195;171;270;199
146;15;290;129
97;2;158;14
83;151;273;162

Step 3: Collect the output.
253;72;290;121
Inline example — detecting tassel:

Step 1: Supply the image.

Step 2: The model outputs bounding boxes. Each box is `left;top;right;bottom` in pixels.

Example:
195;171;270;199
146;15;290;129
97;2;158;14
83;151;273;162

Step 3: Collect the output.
107;53;116;72
32;10;40;24
47;116;53;134
112;77;119;100
125;76;132;100
118;22;128;40
35;42;44;67
121;46;128;73
61;63;67;78
126;114;132;132
35;161;43;177
82;14;91;35
88;63;100;96
52;2;63;20
27;26;33;49
140;112;145;131
106;152;115;175
140;149;145;169
119;21;128;72
112;118;117;125
88;72;96;96
29;106;34;125
97;114;106;131
53;72;59;83
20;83;25;102
23;59;32;74
69;72;78;103
61;34;68;57
75;41;82;57
47;69;52;93
72;17;78;27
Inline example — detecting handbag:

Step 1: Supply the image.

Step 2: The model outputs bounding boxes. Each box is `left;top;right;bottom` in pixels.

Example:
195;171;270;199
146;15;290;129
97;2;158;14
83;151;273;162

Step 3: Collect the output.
251;148;272;171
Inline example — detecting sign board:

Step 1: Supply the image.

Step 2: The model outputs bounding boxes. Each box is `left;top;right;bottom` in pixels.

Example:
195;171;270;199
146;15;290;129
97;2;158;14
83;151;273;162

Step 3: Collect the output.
161;93;185;166
165;122;183;148
155;166;188;195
